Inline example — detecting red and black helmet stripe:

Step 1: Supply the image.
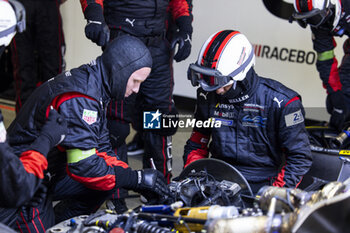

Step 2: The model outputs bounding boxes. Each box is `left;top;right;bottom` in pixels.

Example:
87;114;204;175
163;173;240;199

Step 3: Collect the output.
296;0;314;13
201;30;240;69
200;30;240;86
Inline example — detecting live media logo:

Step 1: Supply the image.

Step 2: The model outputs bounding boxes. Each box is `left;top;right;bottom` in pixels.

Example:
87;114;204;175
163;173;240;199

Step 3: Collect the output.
143;110;161;129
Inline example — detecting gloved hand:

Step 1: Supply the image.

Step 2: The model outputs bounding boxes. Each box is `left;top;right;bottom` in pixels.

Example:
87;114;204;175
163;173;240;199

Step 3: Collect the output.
25;183;48;207
30;108;67;156
171;31;192;62
134;169;172;204
326;90;348;131
115;167;173;204
171;16;193;62
83;3;110;47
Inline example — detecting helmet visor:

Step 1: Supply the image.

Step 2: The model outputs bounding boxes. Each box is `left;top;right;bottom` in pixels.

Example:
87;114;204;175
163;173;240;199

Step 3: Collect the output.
188;48;254;92
187;64;233;92
293;8;330;28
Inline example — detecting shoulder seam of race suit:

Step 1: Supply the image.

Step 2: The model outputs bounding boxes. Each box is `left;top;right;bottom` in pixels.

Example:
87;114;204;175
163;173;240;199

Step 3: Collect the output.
284;96;300;107
46;92;97;118
260;77;300;100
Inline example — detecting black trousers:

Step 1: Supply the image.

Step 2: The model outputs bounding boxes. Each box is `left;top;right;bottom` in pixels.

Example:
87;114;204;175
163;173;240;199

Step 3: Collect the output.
11;0;65;112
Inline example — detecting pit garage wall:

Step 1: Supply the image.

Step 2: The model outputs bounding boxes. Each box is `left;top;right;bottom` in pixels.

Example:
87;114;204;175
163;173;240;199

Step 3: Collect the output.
60;0;346;121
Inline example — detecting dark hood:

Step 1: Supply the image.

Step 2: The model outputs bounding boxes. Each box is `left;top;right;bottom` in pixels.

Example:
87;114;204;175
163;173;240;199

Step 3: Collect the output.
100;35;152;100
220;68;259;104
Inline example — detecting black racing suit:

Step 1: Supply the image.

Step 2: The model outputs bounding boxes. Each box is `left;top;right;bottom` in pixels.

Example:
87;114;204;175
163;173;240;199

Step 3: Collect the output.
11;0;65;112
310;0;350;128
4;55;141;232
80;0;192;183
183;70;313;194
0;111;49;227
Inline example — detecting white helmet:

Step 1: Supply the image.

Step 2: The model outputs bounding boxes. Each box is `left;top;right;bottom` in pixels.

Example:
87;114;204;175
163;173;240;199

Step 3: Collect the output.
188;30;255;92
293;0;341;29
0;0;25;47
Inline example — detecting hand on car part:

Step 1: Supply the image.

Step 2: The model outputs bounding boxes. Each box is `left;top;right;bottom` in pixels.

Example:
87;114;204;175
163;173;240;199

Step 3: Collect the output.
171;16;193;62
326;90;348;131
135;169;173;204
30;108;67;156
83;3;110;47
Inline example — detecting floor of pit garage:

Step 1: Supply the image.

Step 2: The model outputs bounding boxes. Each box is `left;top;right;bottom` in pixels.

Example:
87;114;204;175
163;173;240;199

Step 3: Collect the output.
0;97;194;211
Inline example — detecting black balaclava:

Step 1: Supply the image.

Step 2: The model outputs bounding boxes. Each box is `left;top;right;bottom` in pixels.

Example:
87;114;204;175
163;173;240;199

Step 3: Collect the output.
100;35;152;100
221;67;258;103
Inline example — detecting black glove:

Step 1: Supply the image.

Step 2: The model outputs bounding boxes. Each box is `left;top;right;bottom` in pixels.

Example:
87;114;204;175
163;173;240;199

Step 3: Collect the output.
171;16;193;62
83;3;110;47
326;91;348;131
135;169;172;204
30;108;67;156
25;183;47;207
115;167;172;204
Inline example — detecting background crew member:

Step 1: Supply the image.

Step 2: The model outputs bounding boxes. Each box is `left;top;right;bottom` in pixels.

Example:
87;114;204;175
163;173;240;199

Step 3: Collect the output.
126;0;194;157
11;0;66;112
292;0;350;131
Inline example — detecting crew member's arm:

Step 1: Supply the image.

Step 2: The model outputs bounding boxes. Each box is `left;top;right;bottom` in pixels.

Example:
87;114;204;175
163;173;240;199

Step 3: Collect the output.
183;88;211;167
168;0;193;21
51;95;129;191
183;130;210;168
0;109;66;208
168;0;193;62
311;27;341;94
80;0;103;11
0;143;46;208
273;96;313;188
80;0;109;46
55;94;170;201
312;27;347;130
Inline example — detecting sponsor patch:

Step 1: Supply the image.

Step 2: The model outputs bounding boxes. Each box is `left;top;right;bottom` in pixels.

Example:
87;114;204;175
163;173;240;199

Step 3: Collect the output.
285;110;304;127
213;118;233;126
242;115;266;128
82;109;98;125
243;103;265;112
215;103;235;110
